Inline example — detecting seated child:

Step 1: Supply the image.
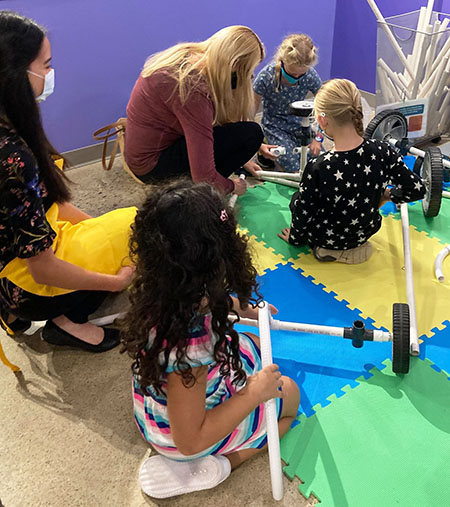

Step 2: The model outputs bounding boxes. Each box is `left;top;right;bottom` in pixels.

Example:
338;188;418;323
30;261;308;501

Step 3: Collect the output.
121;179;300;498
253;33;323;172
279;79;426;264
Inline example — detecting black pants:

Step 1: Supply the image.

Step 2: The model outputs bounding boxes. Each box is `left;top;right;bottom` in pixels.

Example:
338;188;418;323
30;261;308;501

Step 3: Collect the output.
137;121;264;183
7;289;108;324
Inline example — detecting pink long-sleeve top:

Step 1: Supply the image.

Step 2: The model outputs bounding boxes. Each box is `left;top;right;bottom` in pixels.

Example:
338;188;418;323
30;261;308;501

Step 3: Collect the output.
125;69;234;194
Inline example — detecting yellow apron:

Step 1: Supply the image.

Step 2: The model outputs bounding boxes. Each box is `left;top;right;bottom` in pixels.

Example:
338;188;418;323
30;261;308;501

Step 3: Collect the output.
0;203;137;297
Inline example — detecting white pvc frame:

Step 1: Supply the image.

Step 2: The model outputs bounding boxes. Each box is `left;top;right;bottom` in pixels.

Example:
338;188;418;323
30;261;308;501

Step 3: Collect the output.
258;302;284;501
241;303;392;501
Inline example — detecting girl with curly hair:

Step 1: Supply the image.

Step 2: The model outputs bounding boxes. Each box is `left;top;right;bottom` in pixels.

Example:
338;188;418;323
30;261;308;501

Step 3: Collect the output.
121;179;299;498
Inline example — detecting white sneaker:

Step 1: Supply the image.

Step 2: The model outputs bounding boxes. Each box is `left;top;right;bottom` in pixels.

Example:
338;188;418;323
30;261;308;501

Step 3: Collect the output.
139;454;231;499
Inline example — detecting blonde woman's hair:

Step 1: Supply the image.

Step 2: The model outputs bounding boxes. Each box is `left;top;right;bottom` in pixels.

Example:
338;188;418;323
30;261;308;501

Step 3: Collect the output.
141;25;264;125
314;79;364;136
274;33;317;92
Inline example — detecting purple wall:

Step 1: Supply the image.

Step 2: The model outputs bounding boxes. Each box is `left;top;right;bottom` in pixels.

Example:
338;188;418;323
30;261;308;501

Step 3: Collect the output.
330;0;445;92
1;0;336;152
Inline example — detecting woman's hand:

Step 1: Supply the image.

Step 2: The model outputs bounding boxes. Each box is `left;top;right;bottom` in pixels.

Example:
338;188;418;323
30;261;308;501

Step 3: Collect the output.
259;143;278;161
242;160;261;177
277;227;291;243
237;302;278;320
232;176;248;196
245;364;284;403
113;265;136;292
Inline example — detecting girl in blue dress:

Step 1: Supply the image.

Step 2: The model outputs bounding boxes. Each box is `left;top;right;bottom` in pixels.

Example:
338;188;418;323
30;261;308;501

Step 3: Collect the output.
253;34;323;172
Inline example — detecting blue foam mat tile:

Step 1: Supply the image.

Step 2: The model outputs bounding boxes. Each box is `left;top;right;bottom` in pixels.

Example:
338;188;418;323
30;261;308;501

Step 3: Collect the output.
419;321;450;379
235;264;393;417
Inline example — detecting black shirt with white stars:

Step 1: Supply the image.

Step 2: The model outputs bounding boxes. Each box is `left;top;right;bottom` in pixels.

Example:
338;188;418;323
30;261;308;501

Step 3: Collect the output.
288;139;426;250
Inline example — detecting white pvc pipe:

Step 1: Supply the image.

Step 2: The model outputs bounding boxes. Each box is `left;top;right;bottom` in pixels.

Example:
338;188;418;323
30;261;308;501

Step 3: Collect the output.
366;0;415;79
400;203;419;355
411;24;433;99
269;147;286;157
386;138;450;171
443;191;450;199
256;170;301;181
89;312;124;326
237;317;392;342
258;302;284;501
434;245;450;282
260;176;299;188
424;20;442;82
377;66;395;103
229;173;246;208
378;58;408;98
428;33;450;78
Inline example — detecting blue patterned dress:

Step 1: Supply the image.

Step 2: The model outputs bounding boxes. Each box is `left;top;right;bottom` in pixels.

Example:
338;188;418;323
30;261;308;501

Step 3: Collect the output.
253;62;322;172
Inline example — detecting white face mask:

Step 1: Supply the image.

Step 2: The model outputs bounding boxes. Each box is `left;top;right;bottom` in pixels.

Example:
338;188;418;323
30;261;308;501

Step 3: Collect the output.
27;68;55;102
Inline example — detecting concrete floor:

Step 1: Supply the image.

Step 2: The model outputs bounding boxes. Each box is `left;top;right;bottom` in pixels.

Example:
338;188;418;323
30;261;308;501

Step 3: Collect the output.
0;159;315;507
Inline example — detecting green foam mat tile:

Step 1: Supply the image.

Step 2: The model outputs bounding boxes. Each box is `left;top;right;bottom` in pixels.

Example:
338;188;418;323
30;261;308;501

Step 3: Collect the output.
236;181;309;259
403;196;450;245
280;358;450;507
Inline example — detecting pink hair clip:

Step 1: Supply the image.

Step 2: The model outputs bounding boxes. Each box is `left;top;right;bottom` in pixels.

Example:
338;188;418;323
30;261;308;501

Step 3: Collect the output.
220;209;228;222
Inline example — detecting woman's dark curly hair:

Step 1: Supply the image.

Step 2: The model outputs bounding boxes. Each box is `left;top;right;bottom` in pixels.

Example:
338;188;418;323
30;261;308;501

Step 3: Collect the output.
121;179;261;393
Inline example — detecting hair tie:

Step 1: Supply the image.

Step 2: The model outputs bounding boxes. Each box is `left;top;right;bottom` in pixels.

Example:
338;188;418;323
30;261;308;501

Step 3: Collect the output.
220;209;228;222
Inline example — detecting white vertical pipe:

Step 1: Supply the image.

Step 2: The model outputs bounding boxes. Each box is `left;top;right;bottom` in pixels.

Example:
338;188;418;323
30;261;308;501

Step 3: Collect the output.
229;173;246;208
258;302;284;501
424;20;442;82
419;55;446;97
411;24;433;98
433;17;450;56
410;7;428;74
427;58;449;132
428;34;450;77
367;0;415;79
400;204;419;356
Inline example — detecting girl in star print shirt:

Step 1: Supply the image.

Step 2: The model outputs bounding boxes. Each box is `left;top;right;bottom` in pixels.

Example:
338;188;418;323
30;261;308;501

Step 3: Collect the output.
279;79;425;264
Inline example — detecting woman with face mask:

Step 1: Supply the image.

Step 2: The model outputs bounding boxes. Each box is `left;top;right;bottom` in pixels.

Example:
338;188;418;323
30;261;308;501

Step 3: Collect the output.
125;25;277;196
0;11;136;354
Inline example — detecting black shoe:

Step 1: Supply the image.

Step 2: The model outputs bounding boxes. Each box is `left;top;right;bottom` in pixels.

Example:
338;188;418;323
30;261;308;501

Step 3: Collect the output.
257;153;275;169
0;308;31;336
42;320;120;353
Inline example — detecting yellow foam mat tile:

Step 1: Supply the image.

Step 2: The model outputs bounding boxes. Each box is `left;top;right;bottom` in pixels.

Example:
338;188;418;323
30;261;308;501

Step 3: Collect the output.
247;234;287;275
290;215;450;338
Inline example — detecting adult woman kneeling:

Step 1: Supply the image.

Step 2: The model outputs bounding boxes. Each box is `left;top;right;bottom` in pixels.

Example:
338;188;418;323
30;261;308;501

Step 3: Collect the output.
0;12;135;352
125;25;276;196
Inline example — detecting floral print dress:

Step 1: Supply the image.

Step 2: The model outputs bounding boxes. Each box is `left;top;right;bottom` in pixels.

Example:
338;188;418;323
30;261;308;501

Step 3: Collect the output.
0;120;55;312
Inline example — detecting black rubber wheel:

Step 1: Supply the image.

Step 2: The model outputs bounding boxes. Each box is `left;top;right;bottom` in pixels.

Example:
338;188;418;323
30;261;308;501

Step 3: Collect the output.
364;110;408;143
420;147;443;217
413;156;423;175
392;303;410;374
289;100;314;117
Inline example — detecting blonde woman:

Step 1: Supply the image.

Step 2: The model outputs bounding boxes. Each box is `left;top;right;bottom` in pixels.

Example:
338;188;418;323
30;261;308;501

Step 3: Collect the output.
125;26;275;196
279;79;425;264
253;34;323;172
